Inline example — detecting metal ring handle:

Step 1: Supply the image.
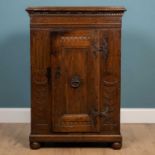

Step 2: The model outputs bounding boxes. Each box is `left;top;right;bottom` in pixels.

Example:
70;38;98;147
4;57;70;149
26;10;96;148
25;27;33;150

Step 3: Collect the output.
70;75;81;88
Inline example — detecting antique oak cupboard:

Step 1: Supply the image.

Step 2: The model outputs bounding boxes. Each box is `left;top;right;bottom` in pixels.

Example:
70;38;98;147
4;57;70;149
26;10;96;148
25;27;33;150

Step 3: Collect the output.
26;6;126;149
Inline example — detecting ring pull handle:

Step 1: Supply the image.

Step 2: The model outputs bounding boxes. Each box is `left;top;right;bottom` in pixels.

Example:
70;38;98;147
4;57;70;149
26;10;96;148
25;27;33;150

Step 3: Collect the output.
70;75;81;88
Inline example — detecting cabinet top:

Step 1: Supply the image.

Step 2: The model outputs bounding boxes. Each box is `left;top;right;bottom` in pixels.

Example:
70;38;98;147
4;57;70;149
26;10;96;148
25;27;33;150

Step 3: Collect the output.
26;6;126;15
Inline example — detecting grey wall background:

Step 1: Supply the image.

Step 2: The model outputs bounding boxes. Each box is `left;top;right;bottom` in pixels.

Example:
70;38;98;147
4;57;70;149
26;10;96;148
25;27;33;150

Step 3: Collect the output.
0;0;155;108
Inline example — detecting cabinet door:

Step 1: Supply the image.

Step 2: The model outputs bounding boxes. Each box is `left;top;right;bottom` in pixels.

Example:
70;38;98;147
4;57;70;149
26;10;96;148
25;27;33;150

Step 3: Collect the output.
51;30;100;132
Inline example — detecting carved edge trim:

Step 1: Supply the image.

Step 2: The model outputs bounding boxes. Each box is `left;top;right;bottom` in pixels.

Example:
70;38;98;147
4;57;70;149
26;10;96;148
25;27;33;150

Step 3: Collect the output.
27;12;125;16
26;7;126;15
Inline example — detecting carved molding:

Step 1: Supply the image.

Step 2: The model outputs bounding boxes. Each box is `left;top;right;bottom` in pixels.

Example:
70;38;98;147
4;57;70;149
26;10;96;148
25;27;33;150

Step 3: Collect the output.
61;36;90;41
32;68;50;124
26;7;126;16
60;121;93;127
28;12;125;16
32;69;48;85
101;73;119;130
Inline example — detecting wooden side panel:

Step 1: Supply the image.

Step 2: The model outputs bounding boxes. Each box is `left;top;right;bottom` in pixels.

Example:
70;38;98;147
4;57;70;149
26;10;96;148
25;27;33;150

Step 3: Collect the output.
99;29;121;134
31;30;51;134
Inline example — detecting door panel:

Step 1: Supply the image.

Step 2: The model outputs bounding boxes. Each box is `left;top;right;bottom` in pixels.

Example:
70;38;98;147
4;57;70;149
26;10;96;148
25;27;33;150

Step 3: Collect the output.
51;30;100;132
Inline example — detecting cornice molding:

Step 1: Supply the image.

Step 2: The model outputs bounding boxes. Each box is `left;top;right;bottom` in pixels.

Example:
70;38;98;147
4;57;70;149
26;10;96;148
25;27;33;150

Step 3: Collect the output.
26;6;126;16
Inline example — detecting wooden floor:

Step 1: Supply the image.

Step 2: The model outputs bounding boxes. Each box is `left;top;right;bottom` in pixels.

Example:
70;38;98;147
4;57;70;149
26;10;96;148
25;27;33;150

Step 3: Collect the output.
0;124;155;155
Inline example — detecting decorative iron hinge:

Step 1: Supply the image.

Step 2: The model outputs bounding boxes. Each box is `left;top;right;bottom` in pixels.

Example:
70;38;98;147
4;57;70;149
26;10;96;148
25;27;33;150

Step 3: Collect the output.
93;36;109;61
99;37;108;61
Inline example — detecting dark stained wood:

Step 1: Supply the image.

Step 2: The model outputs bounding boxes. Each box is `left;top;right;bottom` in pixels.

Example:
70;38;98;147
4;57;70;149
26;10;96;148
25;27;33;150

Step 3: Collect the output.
26;6;126;150
30;134;122;142
51;30;100;133
30;30;51;134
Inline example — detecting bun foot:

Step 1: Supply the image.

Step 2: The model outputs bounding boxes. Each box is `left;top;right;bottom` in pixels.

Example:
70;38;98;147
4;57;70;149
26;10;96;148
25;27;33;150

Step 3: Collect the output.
30;142;41;149
112;142;122;150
